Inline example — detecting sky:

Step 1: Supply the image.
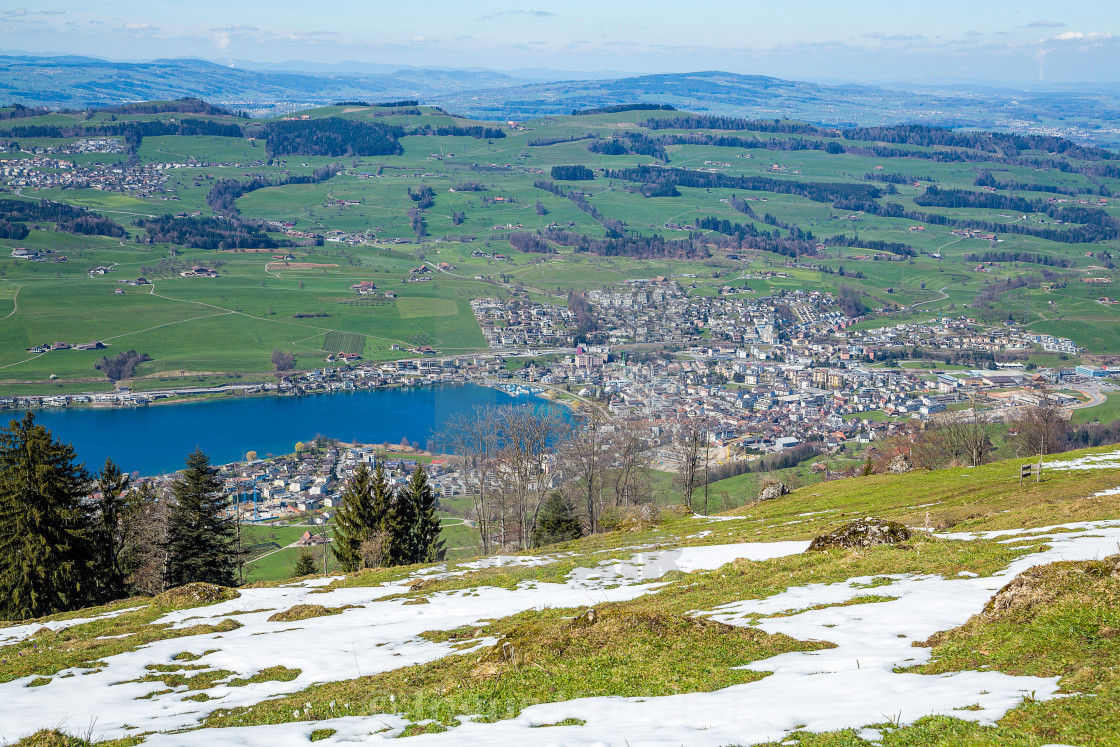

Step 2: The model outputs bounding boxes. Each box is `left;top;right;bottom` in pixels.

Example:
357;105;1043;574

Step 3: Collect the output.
3;1;1119;85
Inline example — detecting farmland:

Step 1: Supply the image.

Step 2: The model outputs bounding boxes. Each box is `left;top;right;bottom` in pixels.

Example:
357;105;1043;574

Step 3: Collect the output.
2;102;1120;394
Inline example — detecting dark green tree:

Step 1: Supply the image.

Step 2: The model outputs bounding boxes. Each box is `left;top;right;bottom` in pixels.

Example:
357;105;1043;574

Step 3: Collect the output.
291;549;317;578
385;473;420;566
0;412;97;620
331;463;392;571
531;493;582;548
165;448;239;588
407;466;444;564
95;457;131;602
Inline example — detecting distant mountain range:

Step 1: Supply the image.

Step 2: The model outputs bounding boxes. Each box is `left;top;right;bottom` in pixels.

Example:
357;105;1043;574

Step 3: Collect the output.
2;56;1119;146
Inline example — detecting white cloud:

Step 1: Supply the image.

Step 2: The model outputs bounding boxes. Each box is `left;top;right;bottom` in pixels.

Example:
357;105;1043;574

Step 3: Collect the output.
480;10;554;20
212;30;231;51
1052;31;1112;41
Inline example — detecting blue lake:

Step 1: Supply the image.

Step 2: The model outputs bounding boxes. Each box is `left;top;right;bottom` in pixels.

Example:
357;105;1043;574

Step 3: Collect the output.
26;384;525;477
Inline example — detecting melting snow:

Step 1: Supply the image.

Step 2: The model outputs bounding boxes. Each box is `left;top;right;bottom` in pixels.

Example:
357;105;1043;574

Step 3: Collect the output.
1043;450;1120;471
6;524;1120;746
0;605;146;647
0;542;804;744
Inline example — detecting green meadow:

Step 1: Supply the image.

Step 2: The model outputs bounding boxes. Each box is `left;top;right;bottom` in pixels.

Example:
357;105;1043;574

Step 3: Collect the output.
2;103;1119;392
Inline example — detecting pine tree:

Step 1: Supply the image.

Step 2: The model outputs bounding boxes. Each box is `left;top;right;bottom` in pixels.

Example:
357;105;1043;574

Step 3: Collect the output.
385;472;420;566
95;457;131;603
0;412;98;620
331;463;392;571
408;466;444;564
165;448;239;588
291;549;317;578
531;493;582;548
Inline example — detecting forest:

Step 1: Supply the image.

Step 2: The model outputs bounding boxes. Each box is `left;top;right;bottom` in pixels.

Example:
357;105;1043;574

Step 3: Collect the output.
261;117;404;157
135;215;289;250
605;166;884;204
571;103;676;115
551;165;596;181
0;198;124;237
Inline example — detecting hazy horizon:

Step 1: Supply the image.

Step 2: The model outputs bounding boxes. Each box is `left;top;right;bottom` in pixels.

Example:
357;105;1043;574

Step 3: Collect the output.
5;1;1119;86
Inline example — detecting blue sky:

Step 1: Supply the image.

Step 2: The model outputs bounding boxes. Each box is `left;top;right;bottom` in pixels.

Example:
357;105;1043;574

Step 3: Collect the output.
4;1;1118;83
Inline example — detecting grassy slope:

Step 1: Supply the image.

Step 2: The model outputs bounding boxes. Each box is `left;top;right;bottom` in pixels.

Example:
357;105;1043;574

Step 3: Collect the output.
4;444;1120;745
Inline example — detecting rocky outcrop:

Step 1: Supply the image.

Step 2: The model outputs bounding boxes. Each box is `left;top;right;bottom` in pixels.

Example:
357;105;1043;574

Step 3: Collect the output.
758;481;791;502
808;517;911;551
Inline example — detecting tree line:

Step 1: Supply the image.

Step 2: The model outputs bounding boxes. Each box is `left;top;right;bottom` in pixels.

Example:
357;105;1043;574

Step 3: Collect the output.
3;118;243;152
864;171;936;184
586;132;668;161
332;100;419;107
0;198;125;238
964;251;1072;268
259;118;404;157
0;413;244;620
90;98;237;117
331;462;443;571
694;215;915;259
572;103;676;115
414;125;505;139
135;215;289;250
542;227;709;260
840;123;1118;162
527;132;598;147
603;166;883;205
641;116;819;134
974;170;1100;197
206;164;341;217
551;165;595;181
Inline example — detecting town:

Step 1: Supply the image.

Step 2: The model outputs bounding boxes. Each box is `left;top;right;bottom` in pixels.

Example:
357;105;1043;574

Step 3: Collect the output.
5;274;1104;490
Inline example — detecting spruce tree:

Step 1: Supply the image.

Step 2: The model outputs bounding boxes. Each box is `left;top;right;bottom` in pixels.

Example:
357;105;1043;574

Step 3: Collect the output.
531;493;582;548
331;463;392;571
165;448;239;588
95;457;131;602
291;549;317;578
409;466;445;563
385;472;420;566
332;463;373;572
0;412;97;620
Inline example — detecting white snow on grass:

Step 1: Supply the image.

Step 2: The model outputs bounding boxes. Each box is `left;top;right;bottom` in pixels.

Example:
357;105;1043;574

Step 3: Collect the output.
569;541;810;588
0;541;806;744
140;523;1120;747
1042;449;1120;471
0;605;147;647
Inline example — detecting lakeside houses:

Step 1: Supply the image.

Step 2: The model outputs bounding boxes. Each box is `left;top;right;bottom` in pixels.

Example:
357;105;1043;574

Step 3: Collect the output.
2;273;1094;469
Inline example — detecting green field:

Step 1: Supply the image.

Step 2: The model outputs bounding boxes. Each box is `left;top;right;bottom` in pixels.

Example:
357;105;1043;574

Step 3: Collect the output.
3;102;1120;391
1072;392;1120;426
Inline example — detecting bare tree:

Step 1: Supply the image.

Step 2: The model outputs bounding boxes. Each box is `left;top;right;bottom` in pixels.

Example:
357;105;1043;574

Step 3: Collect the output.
271;349;295;372
432;405;501;554
672;418;708;510
494;404;570;549
1014;385;1070;457
122;481;171;596
608;418;652;508
929;407;994;467
558;411;607;534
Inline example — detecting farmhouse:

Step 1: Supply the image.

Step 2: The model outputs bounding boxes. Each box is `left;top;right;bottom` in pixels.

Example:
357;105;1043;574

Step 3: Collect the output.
180;266;219;278
351;281;378;295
